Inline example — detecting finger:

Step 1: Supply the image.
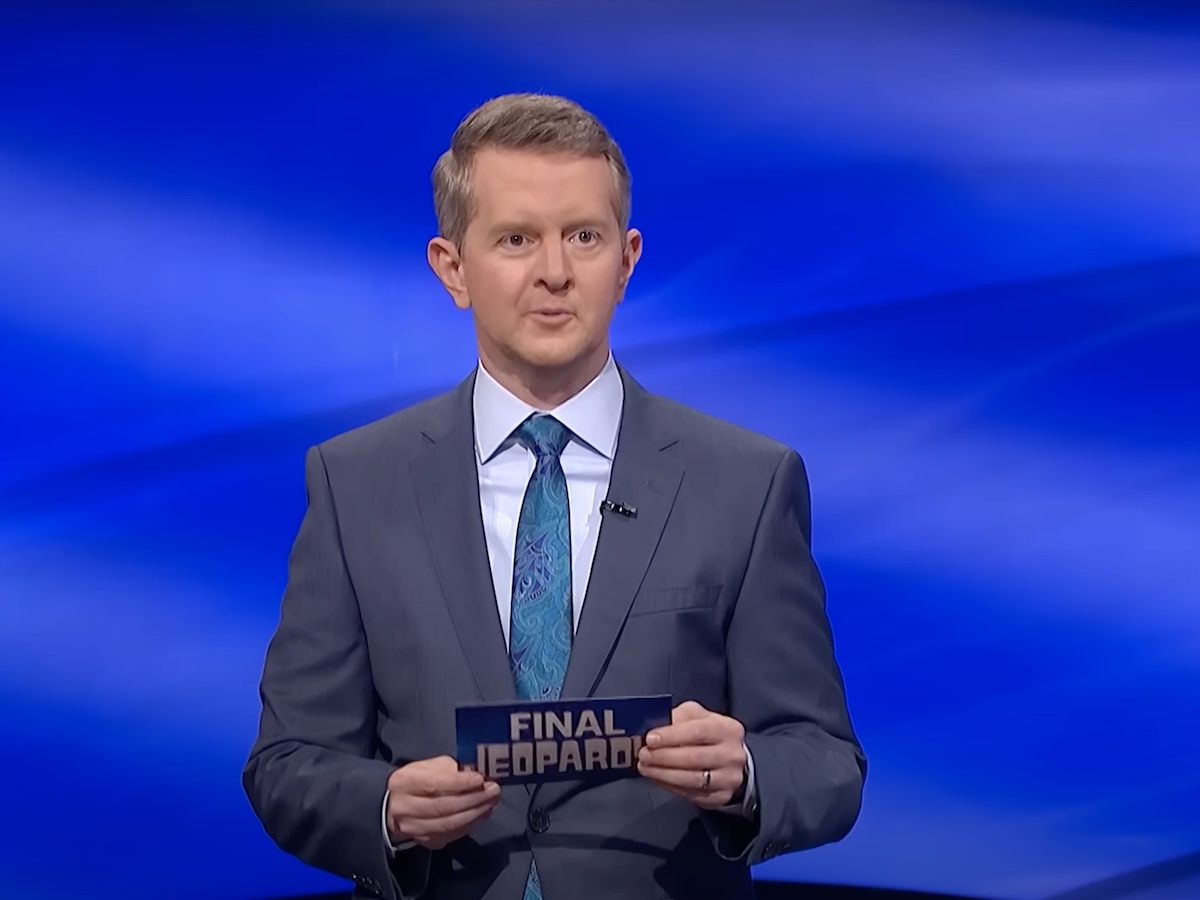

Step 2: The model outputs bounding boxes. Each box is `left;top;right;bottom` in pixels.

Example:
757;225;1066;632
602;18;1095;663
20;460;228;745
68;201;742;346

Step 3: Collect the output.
638;744;737;772
400;767;488;797
435;763;489;791
394;782;500;820
400;800;500;846
393;788;500;841
638;765;738;807
646;719;722;749
639;761;740;791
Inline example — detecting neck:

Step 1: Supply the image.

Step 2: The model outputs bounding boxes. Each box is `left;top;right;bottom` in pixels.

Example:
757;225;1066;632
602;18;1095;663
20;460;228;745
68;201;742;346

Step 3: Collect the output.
479;348;609;410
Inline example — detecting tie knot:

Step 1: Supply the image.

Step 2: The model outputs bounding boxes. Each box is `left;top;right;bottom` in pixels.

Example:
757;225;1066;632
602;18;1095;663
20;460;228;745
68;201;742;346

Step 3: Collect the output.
516;415;570;461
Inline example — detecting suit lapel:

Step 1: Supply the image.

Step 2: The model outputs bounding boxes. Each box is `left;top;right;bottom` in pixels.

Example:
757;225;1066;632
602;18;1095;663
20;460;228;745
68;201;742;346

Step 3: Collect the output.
411;374;516;704
409;365;682;713
559;367;684;700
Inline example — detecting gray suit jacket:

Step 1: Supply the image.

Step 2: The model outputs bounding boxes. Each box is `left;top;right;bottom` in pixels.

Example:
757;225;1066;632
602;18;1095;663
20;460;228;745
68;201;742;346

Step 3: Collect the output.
243;364;865;900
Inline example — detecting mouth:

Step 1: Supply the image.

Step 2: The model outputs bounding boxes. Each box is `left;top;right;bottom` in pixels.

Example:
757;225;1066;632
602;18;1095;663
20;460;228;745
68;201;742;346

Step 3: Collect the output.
529;308;573;321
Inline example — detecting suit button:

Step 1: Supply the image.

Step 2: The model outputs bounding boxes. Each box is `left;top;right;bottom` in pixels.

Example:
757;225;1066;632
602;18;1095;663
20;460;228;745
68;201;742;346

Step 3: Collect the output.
528;808;550;833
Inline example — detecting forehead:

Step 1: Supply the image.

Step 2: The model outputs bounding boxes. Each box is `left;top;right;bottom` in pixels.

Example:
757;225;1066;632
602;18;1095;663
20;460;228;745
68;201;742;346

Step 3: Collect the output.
469;147;618;225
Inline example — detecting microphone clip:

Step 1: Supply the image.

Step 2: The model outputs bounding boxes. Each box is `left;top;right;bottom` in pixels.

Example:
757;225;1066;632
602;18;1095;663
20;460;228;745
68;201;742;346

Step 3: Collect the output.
600;499;638;518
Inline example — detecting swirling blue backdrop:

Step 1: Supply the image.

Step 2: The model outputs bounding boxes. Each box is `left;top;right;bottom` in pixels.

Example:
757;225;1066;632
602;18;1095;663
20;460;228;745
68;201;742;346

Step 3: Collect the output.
1;1;1198;898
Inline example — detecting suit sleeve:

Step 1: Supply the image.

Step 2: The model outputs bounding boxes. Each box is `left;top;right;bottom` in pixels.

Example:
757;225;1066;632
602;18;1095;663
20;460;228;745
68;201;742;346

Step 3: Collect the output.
703;448;866;863
242;445;431;900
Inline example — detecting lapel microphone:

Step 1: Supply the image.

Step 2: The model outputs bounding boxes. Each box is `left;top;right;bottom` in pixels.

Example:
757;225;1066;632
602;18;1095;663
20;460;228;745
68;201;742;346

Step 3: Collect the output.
599;499;638;518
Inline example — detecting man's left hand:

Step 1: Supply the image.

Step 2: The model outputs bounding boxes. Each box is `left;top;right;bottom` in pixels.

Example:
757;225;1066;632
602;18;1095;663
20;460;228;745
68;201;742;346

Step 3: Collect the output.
637;700;747;809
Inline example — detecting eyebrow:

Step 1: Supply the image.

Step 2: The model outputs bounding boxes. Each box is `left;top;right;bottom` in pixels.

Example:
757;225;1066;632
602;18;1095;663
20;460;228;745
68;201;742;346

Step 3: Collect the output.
487;219;612;236
488;221;536;236
565;219;612;234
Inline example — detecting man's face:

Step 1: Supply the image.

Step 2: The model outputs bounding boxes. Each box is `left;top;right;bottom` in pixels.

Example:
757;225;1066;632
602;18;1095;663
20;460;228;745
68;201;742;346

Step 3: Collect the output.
431;147;641;389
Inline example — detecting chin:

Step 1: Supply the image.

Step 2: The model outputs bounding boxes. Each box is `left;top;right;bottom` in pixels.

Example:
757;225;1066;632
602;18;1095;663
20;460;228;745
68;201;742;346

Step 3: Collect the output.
523;352;584;372
511;334;588;366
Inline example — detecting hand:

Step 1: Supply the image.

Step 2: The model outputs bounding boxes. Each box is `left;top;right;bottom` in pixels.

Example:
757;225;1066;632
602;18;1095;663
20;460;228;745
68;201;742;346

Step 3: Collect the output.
637;701;747;809
386;756;501;850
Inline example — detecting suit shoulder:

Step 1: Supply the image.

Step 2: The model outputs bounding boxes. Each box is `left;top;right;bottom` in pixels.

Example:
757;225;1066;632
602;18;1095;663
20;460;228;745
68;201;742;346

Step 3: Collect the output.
645;393;794;469
315;385;461;469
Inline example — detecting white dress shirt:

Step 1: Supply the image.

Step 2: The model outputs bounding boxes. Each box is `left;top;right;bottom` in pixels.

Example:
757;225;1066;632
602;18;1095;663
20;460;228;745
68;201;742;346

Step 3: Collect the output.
473;354;622;642
385;354;755;851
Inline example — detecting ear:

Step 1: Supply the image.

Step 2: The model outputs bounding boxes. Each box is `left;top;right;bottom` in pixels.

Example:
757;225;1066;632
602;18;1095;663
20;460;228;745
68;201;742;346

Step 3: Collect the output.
617;228;643;301
427;236;471;310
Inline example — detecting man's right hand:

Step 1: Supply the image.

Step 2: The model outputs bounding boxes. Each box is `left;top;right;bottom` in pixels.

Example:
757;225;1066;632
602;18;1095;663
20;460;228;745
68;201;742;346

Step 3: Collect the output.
386;756;501;850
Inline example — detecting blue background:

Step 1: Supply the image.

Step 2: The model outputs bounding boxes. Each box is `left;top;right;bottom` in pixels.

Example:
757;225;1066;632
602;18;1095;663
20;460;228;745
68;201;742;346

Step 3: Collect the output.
1;1;1198;898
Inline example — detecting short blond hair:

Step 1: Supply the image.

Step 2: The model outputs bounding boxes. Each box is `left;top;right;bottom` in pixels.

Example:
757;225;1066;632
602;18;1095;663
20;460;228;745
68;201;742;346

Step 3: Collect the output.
432;93;631;247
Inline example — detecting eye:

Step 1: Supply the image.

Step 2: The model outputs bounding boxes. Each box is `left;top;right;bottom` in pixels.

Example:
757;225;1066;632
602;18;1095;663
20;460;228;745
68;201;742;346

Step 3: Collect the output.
573;230;598;245
503;234;526;247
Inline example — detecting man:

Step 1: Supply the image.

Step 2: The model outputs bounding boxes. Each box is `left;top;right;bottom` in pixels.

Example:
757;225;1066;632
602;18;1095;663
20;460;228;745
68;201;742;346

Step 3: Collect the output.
244;93;864;900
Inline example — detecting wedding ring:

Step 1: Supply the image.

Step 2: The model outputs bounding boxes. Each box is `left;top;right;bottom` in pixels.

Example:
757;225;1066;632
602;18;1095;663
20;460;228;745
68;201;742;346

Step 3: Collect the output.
701;769;712;791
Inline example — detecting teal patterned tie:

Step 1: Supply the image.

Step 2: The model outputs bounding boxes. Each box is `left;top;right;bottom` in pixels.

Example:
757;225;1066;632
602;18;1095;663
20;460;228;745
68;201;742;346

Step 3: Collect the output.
509;414;572;900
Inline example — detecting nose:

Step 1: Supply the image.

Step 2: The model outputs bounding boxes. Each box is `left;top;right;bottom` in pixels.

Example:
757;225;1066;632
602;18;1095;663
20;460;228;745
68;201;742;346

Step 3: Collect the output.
535;239;574;294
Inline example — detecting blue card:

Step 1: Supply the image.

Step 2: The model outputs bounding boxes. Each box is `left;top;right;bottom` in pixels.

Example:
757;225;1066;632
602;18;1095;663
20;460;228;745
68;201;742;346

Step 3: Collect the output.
456;695;672;785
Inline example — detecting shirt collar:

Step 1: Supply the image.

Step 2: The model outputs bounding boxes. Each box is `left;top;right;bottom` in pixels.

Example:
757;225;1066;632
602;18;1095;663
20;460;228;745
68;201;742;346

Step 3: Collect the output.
473;354;624;464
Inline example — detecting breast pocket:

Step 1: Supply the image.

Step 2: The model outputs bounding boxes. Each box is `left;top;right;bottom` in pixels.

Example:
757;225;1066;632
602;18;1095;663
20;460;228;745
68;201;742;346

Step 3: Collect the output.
623;584;727;710
627;584;722;617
